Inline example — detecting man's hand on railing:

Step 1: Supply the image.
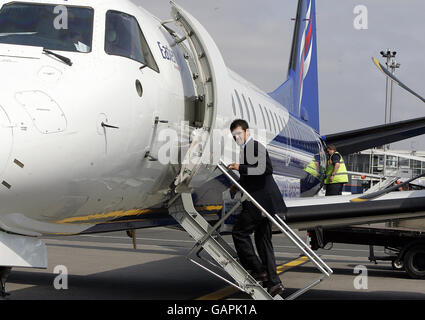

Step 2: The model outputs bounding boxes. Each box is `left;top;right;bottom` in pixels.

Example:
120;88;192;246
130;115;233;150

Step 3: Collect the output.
227;163;240;171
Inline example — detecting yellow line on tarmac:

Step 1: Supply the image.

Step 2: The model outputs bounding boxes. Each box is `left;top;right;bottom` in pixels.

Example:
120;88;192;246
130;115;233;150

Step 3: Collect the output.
196;286;240;301
277;255;309;272
196;255;309;300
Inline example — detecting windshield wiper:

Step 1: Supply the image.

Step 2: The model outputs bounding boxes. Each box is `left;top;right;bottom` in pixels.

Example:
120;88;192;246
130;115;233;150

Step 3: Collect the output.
43;49;73;66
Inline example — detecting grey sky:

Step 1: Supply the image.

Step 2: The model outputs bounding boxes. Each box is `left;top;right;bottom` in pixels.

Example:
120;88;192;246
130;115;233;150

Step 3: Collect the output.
133;0;425;151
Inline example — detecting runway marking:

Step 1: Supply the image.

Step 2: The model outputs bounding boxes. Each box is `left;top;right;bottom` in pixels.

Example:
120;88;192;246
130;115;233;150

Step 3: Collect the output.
276;255;309;271
196;255;309;300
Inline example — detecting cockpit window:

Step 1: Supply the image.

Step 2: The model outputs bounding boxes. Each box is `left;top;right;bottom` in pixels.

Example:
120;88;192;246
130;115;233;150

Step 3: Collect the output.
0;2;94;53
105;10;159;73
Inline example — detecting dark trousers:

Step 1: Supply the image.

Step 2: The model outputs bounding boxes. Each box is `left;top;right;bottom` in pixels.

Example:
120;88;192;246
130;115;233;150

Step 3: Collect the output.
325;183;344;196
232;202;281;287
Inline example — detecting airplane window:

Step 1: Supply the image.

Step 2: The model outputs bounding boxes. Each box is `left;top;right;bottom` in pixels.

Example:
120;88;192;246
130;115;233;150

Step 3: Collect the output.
273;112;279;133
241;94;251;122
269;109;277;133
272;112;279;132
258;104;267;129
291;122;300;150
0;3;94;53
264;107;273;132
234;90;244;119
284;118;291;147
295;124;303;149
248;98;257;125
231;95;237;115
279;116;285;130
105;10;159;72
277;115;284;130
298;126;307;150
274;113;282;132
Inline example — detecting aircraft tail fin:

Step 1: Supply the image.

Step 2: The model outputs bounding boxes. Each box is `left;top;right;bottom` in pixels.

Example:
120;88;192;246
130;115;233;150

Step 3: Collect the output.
269;0;319;132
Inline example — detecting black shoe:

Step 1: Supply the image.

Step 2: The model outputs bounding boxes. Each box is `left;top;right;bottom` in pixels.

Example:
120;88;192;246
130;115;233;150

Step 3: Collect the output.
251;271;268;282
268;283;285;297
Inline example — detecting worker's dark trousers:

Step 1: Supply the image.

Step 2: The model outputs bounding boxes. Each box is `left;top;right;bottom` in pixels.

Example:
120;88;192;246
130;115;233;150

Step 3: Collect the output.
232;202;281;287
325;183;344;196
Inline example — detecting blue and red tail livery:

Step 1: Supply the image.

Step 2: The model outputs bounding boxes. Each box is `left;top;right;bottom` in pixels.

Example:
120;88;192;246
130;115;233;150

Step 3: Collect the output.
270;0;320;133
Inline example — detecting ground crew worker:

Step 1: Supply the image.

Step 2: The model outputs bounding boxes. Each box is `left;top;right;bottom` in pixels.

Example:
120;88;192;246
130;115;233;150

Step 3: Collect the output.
304;155;321;180
301;154;324;194
324;144;348;196
227;119;286;297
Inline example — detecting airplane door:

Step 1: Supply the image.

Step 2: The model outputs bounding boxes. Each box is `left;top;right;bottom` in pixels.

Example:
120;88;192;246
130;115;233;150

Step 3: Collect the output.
169;3;229;189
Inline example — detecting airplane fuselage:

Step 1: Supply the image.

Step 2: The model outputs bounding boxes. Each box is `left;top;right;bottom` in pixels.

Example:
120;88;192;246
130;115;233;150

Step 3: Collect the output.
0;0;325;236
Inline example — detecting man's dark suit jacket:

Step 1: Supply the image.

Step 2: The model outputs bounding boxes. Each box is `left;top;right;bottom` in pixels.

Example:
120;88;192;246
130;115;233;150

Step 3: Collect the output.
238;138;287;217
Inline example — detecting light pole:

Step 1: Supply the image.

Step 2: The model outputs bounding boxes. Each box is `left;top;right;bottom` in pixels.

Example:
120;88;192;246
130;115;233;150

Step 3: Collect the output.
380;49;400;151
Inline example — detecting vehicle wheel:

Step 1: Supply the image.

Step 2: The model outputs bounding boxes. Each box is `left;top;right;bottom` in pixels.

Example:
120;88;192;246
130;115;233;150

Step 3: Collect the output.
392;259;404;270
404;245;425;279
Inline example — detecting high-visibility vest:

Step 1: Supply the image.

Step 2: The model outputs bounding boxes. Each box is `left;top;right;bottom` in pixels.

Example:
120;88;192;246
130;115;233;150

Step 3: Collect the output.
324;152;348;184
304;161;321;179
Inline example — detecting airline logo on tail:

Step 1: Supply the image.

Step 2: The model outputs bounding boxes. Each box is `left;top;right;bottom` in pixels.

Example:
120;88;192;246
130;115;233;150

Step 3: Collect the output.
297;0;314;117
269;0;319;133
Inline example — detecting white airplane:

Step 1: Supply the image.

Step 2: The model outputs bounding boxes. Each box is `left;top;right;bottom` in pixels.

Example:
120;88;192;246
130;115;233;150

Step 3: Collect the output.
1;0;425;296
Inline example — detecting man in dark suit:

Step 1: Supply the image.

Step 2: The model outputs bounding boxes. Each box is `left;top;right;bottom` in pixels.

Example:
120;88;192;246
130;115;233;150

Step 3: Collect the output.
227;119;286;297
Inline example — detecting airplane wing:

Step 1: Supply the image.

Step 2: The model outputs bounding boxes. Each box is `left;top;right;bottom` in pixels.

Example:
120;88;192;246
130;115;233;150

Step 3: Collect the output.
322;116;425;155
282;189;425;230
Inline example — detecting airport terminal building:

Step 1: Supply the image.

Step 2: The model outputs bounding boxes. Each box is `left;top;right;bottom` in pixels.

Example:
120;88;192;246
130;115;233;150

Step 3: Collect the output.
344;148;425;193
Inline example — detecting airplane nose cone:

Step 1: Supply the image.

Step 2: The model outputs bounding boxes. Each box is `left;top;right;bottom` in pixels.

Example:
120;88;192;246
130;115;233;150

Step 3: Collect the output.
0;106;13;176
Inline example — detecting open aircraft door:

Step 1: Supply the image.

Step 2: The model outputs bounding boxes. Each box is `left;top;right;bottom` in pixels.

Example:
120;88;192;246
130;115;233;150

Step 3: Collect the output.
164;2;231;190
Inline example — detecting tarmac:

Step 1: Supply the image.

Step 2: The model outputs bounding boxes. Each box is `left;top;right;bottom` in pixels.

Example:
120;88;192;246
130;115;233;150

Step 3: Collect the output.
3;227;425;300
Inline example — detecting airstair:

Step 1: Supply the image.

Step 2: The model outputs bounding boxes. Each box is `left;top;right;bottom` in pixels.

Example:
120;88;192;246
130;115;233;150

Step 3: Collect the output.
168;160;333;300
168;191;279;300
163;2;332;300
